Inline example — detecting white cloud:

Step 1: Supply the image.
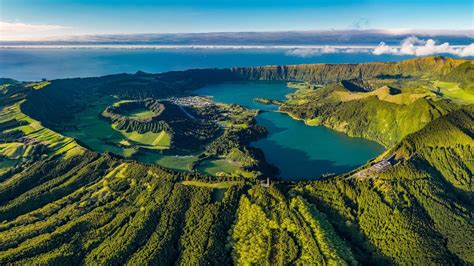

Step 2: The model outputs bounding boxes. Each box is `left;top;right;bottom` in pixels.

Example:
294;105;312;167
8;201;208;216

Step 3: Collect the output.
285;48;321;57
0;21;69;33
285;46;370;57
458;44;474;57
0;21;71;41
372;37;474;57
372;42;398;55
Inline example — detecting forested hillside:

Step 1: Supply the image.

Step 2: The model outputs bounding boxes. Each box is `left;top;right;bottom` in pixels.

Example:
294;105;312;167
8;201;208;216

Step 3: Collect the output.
0;56;472;264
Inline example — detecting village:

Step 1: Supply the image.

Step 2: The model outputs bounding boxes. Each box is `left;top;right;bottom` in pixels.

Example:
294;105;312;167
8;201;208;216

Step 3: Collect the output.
349;154;396;180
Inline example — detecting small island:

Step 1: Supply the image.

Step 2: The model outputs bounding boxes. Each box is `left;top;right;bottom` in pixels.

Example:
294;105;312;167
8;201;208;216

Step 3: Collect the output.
253;97;283;105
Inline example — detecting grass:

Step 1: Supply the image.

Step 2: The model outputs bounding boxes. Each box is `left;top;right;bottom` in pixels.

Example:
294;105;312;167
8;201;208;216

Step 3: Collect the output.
0;102;84;159
120;107;155;119
0;143;30;159
135;153;198;171
336;86;431;105
0;158;18;175
152;131;171;146
287;82;318;90
197;159;239;176
181;180;241;188
114;128;171;149
61;96;125;154
25;81;51;90
62;96;170;150
105;163;129;179
433;81;474;104
153;155;195;170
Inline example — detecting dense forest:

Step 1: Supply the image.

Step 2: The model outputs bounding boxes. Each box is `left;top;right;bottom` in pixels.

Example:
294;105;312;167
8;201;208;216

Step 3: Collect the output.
0;56;472;264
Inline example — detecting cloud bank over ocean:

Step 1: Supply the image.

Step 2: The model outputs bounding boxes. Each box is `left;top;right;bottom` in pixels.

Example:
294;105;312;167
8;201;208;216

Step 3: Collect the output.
284;37;474;58
372;37;474;57
285;46;370;57
2;29;473;45
1;29;473;57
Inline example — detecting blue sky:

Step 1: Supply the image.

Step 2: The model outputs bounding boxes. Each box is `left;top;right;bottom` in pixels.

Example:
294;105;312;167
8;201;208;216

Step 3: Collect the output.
0;0;473;40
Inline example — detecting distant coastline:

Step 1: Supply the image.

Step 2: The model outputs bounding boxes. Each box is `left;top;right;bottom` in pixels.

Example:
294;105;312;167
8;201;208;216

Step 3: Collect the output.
0;44;382;49
0;44;470;50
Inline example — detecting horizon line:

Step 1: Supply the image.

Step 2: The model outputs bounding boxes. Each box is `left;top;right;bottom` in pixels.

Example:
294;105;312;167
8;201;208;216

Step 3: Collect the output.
2;28;474;42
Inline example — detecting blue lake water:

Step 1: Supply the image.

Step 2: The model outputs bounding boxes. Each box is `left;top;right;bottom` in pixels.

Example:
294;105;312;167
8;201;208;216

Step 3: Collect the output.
0;48;416;81
197;81;385;180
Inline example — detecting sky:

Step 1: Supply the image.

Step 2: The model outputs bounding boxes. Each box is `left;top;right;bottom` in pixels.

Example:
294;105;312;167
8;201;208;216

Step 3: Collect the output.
0;0;473;40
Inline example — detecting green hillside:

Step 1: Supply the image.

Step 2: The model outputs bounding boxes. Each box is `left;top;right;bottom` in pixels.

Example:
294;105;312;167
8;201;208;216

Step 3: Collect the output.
0;56;472;264
231;56;469;83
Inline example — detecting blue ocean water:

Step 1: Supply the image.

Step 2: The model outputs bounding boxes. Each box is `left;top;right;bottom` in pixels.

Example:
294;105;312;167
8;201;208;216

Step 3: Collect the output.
0;48;416;81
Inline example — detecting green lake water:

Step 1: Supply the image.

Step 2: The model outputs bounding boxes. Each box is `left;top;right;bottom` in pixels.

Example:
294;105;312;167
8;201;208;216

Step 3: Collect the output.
196;81;385;180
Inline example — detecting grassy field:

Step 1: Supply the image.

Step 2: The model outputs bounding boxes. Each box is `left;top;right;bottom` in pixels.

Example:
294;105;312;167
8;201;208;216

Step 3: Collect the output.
61;96;127;155
61;96;170;156
197;159;239;176
115;128;171;149
0;102;84;159
120;107;155;119
153;155;195;170
134;152;199;171
335;86;431;105
433;81;474;104
0;142;32;159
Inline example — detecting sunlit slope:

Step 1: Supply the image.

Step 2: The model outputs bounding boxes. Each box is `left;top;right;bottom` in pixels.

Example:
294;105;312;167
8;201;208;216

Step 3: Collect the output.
0;56;472;264
232;56;469;83
281;84;458;146
0;157;243;265
389;107;474;192
260;57;474;147
296;107;473;264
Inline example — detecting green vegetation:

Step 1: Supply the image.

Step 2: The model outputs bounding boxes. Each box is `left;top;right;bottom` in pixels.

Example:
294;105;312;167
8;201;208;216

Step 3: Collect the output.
253;97;283;105
115;128;171;149
25;81;51;90
231;187;356;265
122;108;156;119
275;73;470;147
287;81;320;90
136;154;199;171
14;70;270;177
233;56;469;83
433;81;474;104
196;159;239;176
181;180;241;188
0;56;472;264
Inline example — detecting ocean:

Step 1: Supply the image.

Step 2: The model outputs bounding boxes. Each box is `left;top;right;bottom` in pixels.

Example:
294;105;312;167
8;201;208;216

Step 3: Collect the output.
0;48;417;81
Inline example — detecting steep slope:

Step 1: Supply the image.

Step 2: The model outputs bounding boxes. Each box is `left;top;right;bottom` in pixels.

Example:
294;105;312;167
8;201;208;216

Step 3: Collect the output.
297;107;474;264
281;93;457;147
0;56;472;264
0;154;244;265
233;56;471;147
232;56;468;83
390;107;473;192
444;61;474;91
